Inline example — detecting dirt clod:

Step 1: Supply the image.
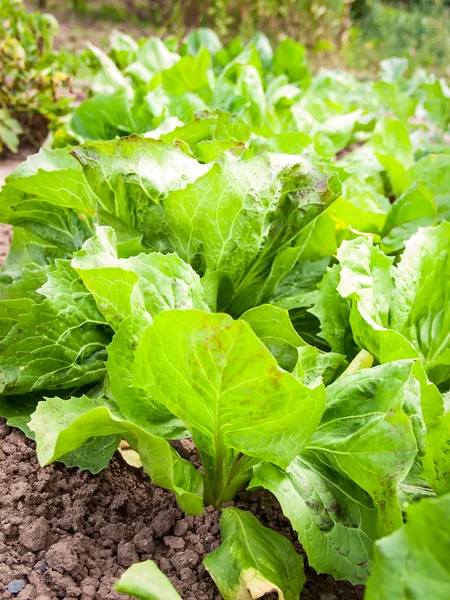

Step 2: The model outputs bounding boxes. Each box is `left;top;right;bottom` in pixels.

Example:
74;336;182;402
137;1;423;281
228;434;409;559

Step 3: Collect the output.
19;517;49;552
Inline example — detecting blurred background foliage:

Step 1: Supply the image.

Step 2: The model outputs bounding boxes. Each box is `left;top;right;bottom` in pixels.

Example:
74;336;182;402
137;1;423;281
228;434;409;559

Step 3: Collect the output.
22;0;450;76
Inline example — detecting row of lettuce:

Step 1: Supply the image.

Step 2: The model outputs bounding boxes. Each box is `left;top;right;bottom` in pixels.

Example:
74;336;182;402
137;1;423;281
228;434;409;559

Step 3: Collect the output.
1;21;450;600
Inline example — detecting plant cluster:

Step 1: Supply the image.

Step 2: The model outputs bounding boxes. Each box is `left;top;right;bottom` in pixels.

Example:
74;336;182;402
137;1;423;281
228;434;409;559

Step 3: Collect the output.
1;28;450;600
0;0;77;154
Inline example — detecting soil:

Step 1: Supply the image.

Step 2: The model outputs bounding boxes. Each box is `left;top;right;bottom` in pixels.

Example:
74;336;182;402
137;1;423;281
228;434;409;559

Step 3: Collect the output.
0;421;365;600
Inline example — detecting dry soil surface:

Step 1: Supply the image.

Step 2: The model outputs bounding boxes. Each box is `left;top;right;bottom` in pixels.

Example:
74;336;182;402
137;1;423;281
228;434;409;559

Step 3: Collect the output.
0;421;366;600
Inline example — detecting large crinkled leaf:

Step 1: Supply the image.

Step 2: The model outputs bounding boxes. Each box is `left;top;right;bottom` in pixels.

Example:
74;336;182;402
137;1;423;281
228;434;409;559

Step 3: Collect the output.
365;493;450;600
307;361;418;533
132;310;325;495
249;455;379;584
204;507;305;600
240;304;306;371
0;260;111;396
0;148;97;249
138;152;336;315
115;561;182;600
29;394;204;514
71;136;210;232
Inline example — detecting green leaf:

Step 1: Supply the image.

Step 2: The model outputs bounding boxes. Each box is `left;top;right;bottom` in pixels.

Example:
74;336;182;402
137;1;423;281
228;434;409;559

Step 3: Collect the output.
0;124;20;153
125;37;179;83
309;264;357;358
409;154;450;221
336;237;418;364
273;39;310;88
338;225;450;388
250;455;378;584
365;494;450;599
133;310;325;505
71;136;209;233
389;222;450;386
240;304;306;371
1;227;66;278
0;393;41;436
115;560;182;600
29;394;204;514
181;28;222;57
381;183;437;254
88;43;133;97
268;257;329;312
0;261;111;395
0;148;96;249
423;412;450;495
59;434;121;474
372;118;412;197
70;90;137;141
134;310;325;469
161;48;213;101
307;361;418;533
109;29;138;70
293;345;346;386
72;226;209;330
204;507;305;600
139;152;335;315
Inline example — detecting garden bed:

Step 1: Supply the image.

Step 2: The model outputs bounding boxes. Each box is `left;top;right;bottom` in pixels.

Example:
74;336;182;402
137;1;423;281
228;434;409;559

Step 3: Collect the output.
0;420;365;600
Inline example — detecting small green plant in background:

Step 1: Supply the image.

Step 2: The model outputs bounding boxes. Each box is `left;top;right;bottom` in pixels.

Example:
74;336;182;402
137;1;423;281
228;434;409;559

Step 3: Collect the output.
0;0;78;153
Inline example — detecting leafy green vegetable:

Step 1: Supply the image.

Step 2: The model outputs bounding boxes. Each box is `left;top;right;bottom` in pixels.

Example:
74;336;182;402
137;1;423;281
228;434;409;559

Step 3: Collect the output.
327;223;450;388
365;493;450;599
204;507;305;600
250;360;421;583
